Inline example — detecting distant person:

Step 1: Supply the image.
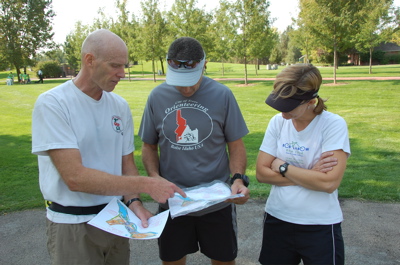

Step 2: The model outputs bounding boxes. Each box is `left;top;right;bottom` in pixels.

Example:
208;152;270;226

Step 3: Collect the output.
38;69;44;83
6;72;14;85
32;29;185;265
256;64;350;265
23;73;29;84
139;37;250;265
19;73;24;84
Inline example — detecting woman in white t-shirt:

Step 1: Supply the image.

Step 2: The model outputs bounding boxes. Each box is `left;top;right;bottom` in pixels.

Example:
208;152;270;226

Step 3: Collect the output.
256;64;350;265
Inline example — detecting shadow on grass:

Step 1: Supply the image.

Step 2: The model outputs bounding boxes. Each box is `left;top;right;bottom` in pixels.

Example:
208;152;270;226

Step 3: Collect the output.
2;129;399;214
0;134;42;214
341;137;400;202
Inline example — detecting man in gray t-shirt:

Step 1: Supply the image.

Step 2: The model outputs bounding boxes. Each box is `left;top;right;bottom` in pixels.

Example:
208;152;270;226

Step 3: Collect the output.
138;37;250;265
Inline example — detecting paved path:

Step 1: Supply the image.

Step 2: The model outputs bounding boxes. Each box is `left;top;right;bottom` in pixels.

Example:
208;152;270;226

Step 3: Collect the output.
1;199;399;265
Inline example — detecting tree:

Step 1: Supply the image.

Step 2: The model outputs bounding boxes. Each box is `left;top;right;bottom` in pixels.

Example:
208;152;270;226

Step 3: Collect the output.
283;26;302;64
245;0;274;75
63;22;90;71
267;30;281;64
110;0;139;79
297;0;364;83
139;0;169;81
166;0;212;50
233;0;274;84
291;18;316;64
354;0;392;74
208;0;237;75
388;6;400;44
0;0;55;81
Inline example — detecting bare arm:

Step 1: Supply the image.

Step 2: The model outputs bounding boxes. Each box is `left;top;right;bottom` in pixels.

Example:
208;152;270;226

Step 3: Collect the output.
141;142;162;178
270;150;348;193
48;148;185;203
121;153;153;228
256;151;339;188
256;151;297;186
226;138;250;204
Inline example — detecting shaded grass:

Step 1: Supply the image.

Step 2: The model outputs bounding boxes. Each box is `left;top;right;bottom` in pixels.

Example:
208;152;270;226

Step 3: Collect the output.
0;73;399;213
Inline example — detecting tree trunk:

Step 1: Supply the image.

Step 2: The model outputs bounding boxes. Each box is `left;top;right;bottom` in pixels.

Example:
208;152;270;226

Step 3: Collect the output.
333;45;337;84
244;55;248;85
160;56;165;75
369;47;373;74
152;59;156;82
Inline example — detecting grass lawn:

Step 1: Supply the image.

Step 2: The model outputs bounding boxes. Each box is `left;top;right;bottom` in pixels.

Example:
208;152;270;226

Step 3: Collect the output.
0;64;399;213
1;62;399;82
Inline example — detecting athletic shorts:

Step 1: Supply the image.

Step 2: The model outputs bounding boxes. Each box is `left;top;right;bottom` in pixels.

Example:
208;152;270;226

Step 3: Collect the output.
259;213;344;265
158;204;238;262
46;219;130;265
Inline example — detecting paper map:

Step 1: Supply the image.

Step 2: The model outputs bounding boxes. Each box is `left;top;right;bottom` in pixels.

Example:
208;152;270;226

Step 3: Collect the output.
88;198;169;240
168;180;244;218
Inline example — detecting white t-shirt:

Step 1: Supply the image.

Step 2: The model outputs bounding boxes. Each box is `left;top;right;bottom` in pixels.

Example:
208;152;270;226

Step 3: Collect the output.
32;80;134;223
260;111;350;225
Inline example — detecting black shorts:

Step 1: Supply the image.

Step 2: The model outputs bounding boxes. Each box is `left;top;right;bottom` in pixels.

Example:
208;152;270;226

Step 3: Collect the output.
158;204;238;262
259;213;344;265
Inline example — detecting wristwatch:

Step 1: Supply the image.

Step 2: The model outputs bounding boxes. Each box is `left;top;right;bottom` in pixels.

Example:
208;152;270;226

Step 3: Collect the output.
279;162;289;177
230;173;250;187
125;197;142;207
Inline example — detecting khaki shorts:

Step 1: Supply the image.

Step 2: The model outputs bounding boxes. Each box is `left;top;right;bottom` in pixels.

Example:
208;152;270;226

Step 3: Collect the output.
46;219;130;265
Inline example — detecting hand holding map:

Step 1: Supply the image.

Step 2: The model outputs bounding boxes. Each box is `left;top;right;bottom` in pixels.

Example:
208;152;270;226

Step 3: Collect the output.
88;198;169;240
168;180;244;219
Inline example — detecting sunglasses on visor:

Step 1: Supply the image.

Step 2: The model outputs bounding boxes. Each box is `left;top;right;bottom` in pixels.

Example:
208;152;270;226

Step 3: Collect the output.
167;59;202;69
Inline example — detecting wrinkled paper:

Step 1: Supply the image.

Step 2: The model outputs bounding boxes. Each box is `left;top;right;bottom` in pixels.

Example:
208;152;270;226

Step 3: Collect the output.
168;180;244;219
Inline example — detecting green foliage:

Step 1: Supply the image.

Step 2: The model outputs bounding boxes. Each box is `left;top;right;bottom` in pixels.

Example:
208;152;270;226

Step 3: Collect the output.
0;0;55;76
167;0;212;44
385;53;400;63
35;61;62;78
64;22;90;70
360;50;386;63
139;0;169;79
208;0;237;65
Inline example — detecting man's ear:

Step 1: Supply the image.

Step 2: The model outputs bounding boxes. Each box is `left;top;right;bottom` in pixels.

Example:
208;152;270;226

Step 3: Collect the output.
84;53;95;66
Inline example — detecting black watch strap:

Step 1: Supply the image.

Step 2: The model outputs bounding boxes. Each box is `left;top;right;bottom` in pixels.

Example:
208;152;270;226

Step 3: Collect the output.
279;162;289;177
125;198;142;207
230;173;249;187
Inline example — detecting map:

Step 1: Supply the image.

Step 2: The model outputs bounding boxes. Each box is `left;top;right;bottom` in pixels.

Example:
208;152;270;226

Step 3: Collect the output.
168;180;244;219
88;198;169;240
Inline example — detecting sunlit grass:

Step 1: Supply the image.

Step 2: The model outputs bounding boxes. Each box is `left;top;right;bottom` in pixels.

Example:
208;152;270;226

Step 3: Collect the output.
0;69;399;213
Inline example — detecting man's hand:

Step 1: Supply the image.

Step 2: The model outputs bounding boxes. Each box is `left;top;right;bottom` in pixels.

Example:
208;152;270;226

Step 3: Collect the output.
312;151;338;173
226;181;250;205
147;177;186;204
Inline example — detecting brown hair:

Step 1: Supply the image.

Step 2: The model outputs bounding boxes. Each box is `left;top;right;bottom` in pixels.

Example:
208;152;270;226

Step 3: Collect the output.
273;64;327;114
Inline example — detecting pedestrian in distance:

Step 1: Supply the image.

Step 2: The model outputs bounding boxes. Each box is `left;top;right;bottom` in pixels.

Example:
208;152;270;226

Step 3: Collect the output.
31;29;186;265
37;69;44;83
256;64;350;265
138;36;250;265
6;72;14;85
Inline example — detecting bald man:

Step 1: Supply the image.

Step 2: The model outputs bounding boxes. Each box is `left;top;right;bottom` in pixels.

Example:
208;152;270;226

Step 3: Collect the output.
32;29;185;265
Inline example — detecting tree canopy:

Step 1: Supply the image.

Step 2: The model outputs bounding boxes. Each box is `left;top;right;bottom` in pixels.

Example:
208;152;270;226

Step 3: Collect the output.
0;0;55;79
